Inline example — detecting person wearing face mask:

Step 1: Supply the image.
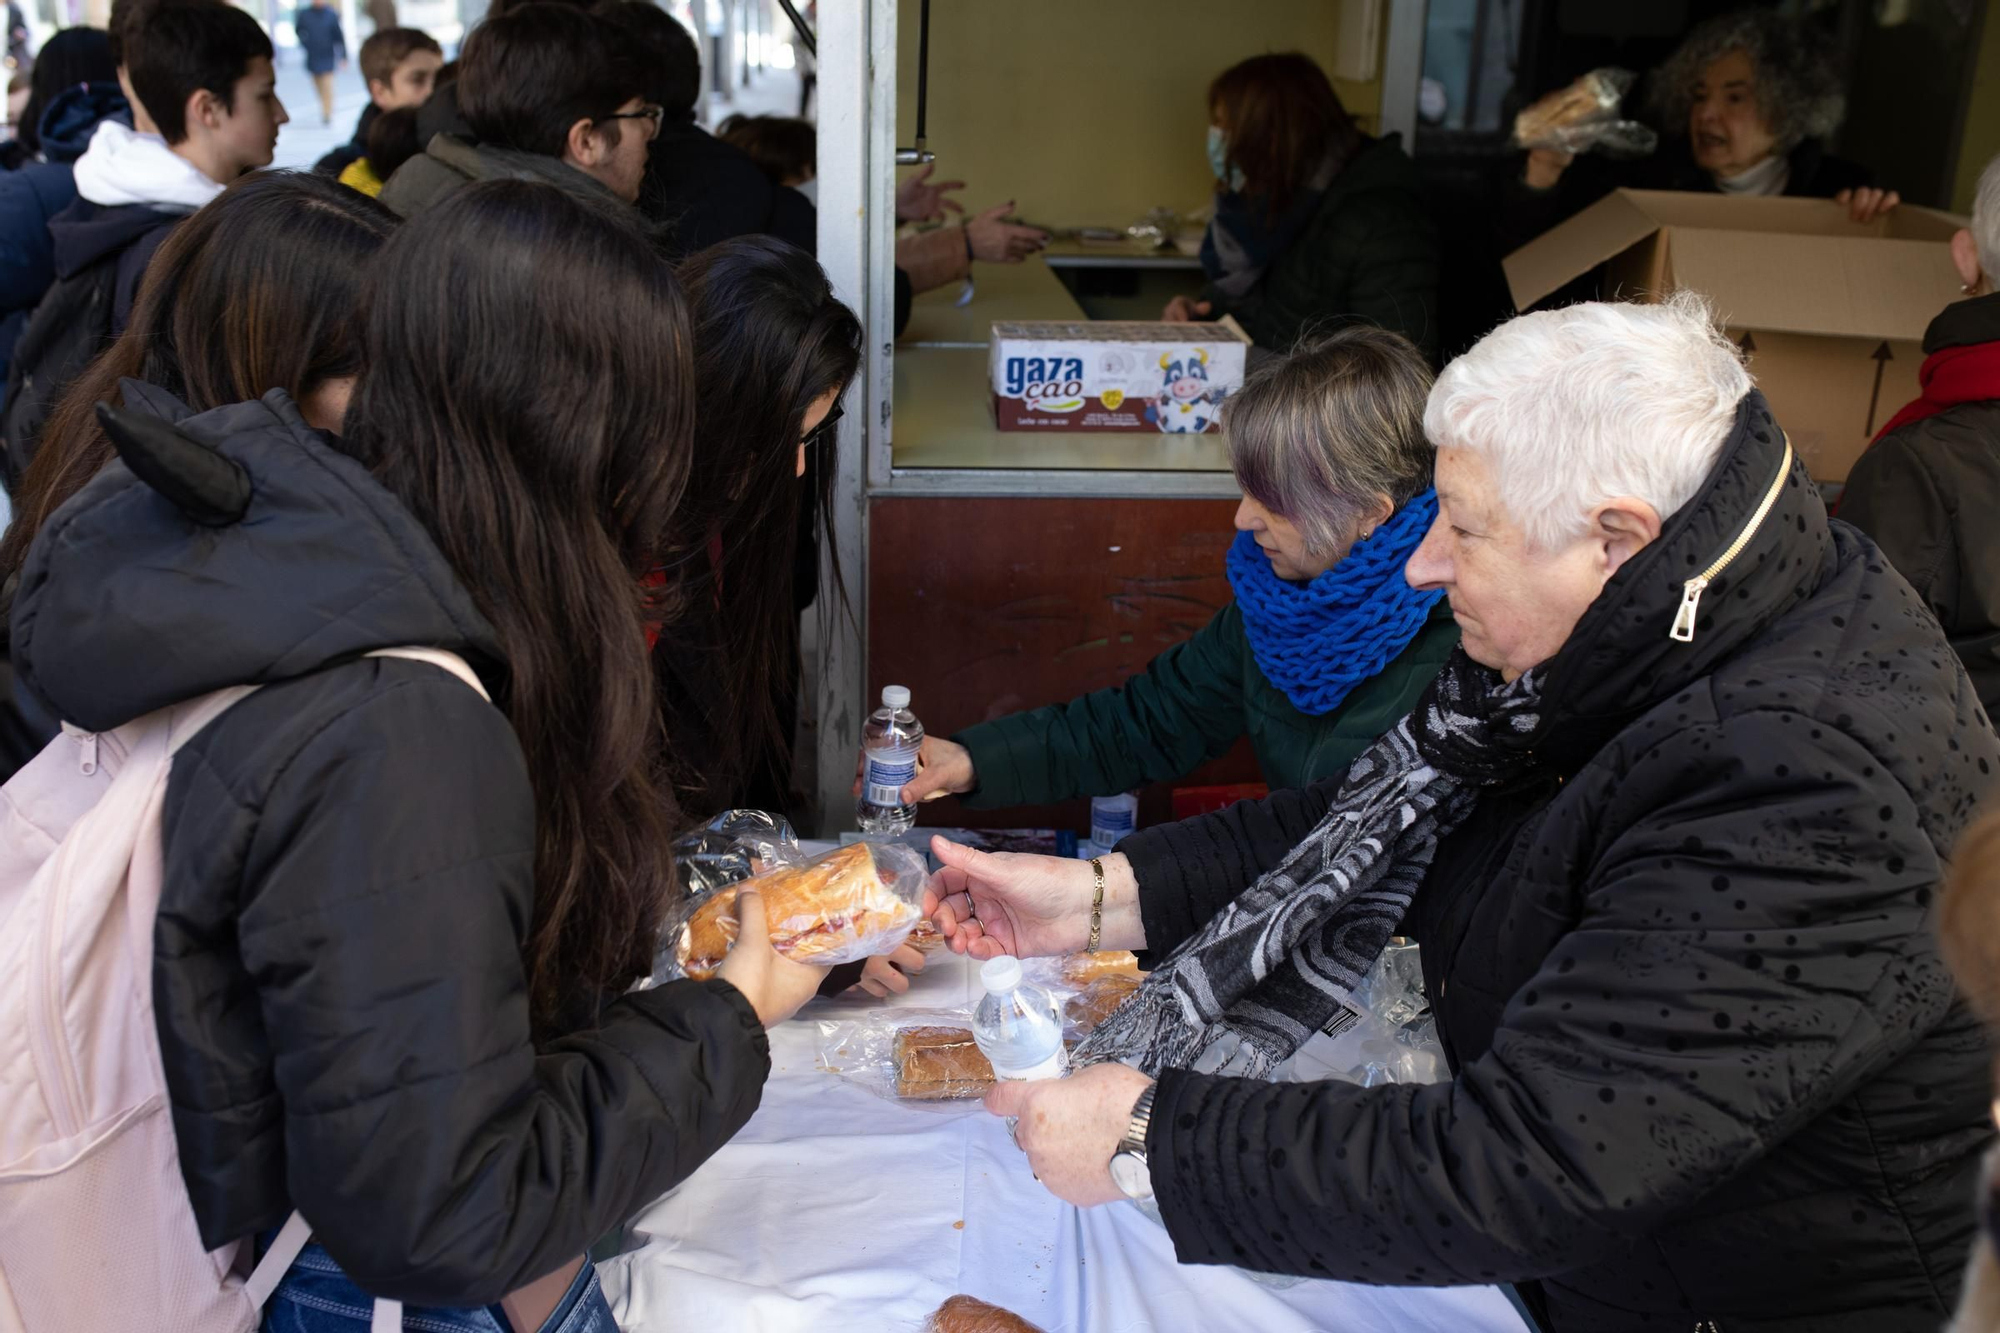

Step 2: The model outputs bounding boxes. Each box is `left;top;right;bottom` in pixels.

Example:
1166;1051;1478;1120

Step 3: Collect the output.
859;327;1456;817
921;294;1996;1333
1159;52;1440;362
1506;9;1895;260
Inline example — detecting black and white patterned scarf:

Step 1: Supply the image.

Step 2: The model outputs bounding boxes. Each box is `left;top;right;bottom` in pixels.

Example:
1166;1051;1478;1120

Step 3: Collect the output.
1075;652;1543;1078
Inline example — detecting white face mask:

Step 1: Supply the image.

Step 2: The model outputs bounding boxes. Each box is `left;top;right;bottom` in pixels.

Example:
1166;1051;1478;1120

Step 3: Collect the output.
792;176;820;206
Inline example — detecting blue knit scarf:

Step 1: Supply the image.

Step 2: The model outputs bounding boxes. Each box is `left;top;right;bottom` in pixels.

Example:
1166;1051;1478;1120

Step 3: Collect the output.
1226;490;1443;716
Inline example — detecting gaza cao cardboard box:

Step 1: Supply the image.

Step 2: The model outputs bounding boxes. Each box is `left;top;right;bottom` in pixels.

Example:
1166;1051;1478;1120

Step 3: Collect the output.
989;319;1250;433
1503;188;1968;482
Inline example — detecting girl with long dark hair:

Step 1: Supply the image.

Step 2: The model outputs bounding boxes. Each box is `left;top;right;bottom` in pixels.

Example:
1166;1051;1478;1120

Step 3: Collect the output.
657;234;861;819
0;169;395;777
9;179;824;1328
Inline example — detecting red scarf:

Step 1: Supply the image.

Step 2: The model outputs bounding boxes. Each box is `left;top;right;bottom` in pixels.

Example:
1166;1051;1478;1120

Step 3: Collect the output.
1870;338;2000;444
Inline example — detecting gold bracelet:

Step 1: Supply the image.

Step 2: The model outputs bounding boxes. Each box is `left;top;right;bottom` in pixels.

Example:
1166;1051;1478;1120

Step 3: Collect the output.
1087;857;1106;953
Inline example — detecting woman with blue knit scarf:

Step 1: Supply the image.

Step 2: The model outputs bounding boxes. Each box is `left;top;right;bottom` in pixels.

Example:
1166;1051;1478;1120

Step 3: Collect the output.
895;327;1458;810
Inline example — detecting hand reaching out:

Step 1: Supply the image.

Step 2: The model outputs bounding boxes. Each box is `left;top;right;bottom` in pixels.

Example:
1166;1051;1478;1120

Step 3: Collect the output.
896;162;967;224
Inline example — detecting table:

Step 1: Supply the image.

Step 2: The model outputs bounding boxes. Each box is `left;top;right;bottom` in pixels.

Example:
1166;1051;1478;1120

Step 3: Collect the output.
598;952;1530;1333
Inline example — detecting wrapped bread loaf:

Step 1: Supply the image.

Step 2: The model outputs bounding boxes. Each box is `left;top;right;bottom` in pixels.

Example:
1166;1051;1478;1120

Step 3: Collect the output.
1059;950;1143;985
895;1027;996;1101
1063;974;1142;1036
677;842;921;980
925;1295;1047;1333
1512;70;1617;147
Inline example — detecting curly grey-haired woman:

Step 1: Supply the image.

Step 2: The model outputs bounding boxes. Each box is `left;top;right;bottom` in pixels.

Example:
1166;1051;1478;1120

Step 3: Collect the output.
1506;9;1898;257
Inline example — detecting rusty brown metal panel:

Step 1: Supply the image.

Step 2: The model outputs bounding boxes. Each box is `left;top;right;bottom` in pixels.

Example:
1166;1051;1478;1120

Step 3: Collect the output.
866;495;1259;834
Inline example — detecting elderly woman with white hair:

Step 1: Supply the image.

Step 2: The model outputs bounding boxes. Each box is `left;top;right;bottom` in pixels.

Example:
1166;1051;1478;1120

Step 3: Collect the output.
1841;152;2000;717
921;296;1997;1331
1512;8;1898;250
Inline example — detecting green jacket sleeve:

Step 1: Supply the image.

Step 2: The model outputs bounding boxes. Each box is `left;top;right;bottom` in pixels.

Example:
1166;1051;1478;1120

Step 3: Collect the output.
954;605;1250;809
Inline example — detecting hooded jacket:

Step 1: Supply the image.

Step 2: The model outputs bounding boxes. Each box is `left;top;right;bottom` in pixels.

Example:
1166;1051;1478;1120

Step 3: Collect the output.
0;83;130;374
1119;393;1997;1331
1840;292;2000;718
377;132;629;221
9;388;771;1305
53;119;222;334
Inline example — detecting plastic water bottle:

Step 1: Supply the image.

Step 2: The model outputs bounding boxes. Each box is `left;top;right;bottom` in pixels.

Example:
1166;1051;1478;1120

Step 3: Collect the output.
972;956;1069;1082
1089;792;1139;849
856;685;923;834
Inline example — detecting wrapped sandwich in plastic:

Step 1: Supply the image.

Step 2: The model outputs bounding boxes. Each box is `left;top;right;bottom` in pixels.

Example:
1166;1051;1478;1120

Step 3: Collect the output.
658;839;929;981
1512;67;1657;158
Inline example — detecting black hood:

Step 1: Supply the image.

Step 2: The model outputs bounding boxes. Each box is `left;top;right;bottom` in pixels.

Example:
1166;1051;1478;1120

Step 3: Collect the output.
1923;289;2000;354
1521;390;1834;765
47;196;181;279
11;385;503;732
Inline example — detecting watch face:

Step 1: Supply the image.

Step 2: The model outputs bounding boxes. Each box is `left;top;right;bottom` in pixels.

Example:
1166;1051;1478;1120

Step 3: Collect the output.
1110;1151;1153;1201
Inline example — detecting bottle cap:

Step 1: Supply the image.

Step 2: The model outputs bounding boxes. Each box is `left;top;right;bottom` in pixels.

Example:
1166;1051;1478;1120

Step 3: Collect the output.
980;956;1023;994
882;685;912;709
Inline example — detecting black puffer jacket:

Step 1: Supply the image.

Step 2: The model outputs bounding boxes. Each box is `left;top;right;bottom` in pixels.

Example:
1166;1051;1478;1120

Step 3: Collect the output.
10;390;771;1306
1840;291;2000;719
1123;393;1997;1331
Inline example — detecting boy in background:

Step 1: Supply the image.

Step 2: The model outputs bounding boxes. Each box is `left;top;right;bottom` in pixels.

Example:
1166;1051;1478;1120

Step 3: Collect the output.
4;0;282;474
314;26;441;181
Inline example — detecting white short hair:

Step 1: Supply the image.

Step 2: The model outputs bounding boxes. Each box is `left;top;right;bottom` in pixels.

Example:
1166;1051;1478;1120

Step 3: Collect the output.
1424;294;1752;550
1974;153;2000;287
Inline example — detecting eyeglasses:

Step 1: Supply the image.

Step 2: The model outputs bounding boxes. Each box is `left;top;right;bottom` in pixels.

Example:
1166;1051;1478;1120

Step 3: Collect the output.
599;104;665;137
803;400;845;451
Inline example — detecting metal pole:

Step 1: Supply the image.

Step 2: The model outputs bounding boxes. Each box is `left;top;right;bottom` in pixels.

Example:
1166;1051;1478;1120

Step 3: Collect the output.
812;0;893;835
1378;0;1429;147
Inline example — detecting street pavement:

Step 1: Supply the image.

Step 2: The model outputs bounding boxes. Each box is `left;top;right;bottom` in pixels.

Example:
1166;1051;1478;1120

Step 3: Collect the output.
269;48;375;171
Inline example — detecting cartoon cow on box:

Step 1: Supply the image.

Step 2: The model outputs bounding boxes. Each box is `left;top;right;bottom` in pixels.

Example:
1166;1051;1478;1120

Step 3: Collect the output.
1146;348;1223;434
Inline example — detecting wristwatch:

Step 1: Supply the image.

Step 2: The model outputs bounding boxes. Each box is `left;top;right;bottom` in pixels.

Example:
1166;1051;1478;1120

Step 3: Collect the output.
1108;1081;1157;1201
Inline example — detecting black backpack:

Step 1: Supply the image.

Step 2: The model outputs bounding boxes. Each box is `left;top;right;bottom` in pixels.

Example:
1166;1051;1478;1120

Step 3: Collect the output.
1;254;119;494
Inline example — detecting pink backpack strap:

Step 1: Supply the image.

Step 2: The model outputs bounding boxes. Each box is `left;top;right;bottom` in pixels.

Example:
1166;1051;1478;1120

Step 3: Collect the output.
365;647;492;704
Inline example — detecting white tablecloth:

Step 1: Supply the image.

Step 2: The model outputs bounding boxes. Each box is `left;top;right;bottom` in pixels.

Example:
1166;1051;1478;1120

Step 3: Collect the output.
599;948;1529;1333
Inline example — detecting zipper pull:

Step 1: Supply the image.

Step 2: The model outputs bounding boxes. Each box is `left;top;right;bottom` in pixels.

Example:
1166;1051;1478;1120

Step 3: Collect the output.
1669;576;1709;643
76;731;97;776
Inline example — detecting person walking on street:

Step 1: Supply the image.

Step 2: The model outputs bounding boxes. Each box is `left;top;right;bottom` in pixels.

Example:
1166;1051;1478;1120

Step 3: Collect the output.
296;0;347;125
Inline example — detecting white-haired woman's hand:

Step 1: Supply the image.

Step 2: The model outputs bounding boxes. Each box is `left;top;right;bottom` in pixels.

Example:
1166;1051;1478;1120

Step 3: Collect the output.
922;838;1144;960
1835;187;1900;224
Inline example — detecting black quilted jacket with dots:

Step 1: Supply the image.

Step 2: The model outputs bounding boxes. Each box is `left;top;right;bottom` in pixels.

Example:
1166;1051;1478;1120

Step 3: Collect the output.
1123;392;1999;1333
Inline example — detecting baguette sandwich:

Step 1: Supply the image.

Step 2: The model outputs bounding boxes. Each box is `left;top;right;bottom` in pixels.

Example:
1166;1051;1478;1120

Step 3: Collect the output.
676;842;921;980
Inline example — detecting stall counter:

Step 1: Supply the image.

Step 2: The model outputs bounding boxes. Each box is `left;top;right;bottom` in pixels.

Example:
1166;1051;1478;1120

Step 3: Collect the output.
892;257;1235;480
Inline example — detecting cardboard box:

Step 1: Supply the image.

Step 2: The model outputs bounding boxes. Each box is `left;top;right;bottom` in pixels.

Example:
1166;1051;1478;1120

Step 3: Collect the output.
1503;189;1968;481
989;318;1250;433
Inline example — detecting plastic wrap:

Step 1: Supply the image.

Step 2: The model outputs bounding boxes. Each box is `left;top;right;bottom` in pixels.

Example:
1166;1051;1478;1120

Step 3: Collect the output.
923;1295;1047;1333
813;954;1128;1109
655;829;929;981
814;1009;997;1112
1512;67;1658;159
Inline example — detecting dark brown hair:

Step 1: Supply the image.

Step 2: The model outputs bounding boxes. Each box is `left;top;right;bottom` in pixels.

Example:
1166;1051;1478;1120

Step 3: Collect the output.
664;236;860;810
716;113;816;185
458;3;642;160
357;26;442;89
0;171;395;587
1208;52;1360;217
342;179;693;1030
